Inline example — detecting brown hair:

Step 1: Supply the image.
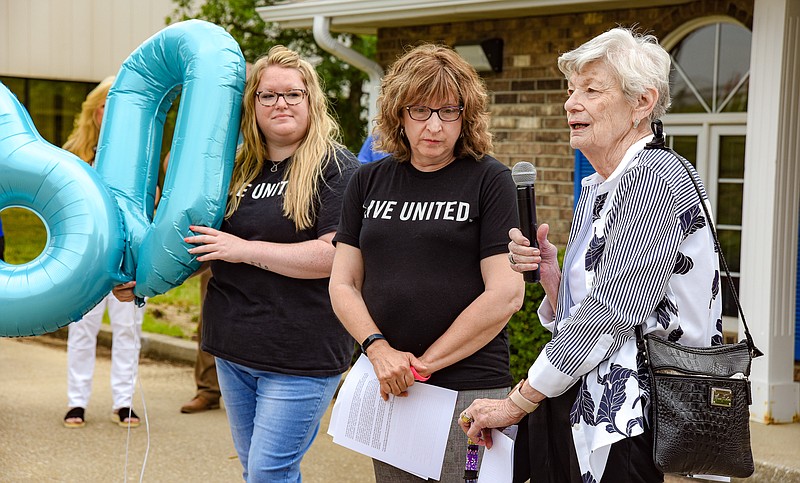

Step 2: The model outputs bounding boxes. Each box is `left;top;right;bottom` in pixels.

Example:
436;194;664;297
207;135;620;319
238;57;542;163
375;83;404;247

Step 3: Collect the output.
374;44;492;162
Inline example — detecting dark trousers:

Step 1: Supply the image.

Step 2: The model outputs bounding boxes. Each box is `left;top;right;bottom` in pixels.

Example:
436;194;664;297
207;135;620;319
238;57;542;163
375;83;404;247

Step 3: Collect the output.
513;383;663;483
196;270;220;401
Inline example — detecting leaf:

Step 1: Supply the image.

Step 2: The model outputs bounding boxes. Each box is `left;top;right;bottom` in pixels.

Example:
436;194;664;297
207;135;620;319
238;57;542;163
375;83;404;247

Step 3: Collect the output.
596;364;635;435
711;318;723;346
585;233;605;272
626;417;644;436
654;297;678;329
679;204;706;238
592;193;608;222
668;325;684;342
673;252;694;274
710;271;720;308
570;377;596;426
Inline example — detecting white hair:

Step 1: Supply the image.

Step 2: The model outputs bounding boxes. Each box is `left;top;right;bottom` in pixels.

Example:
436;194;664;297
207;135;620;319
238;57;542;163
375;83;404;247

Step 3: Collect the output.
558;27;671;120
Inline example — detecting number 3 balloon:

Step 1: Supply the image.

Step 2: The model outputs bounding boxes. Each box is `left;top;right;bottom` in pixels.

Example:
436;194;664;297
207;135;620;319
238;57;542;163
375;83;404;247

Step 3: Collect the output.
0;20;244;335
0;83;126;336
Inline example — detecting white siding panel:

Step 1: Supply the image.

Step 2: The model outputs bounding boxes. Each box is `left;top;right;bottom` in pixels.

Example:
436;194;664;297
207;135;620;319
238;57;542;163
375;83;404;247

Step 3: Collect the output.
70;0;95;78
1;0;173;82
5;0;33;76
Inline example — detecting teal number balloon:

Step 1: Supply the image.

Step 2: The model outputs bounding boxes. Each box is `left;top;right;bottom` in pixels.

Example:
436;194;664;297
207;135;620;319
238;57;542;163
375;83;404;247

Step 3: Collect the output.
0;19;244;335
0;83;126;336
96;19;244;298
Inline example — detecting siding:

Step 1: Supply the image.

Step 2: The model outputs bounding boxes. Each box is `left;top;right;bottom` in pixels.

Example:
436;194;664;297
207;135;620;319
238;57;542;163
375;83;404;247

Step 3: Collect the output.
0;0;173;82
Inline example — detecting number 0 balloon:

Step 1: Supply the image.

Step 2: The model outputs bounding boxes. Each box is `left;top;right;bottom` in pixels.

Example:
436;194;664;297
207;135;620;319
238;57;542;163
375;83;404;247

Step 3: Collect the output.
0;20;244;335
97;19;245;298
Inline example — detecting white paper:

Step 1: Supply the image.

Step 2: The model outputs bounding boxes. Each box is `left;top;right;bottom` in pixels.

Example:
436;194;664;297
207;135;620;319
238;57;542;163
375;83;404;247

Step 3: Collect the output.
477;427;516;483
685;476;731;482
328;354;458;480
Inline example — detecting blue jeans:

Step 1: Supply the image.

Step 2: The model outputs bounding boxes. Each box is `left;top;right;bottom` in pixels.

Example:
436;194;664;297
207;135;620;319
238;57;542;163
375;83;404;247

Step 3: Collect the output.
216;358;341;483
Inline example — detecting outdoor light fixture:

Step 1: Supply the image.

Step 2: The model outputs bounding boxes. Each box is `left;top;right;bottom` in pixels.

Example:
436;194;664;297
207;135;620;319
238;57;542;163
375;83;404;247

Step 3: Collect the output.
454;38;503;73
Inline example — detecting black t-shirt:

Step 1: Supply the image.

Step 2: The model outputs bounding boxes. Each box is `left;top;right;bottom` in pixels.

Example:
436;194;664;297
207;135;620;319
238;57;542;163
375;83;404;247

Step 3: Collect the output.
203;146;359;376
334;155;517;390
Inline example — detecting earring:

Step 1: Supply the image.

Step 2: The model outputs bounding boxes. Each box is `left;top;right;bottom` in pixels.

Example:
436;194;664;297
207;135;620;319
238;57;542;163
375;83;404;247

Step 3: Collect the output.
633;118;640;129
400;127;405;137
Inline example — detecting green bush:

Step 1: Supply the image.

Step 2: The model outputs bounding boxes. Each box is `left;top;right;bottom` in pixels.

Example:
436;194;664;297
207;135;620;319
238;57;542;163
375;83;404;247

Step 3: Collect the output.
507;281;552;381
506;249;564;382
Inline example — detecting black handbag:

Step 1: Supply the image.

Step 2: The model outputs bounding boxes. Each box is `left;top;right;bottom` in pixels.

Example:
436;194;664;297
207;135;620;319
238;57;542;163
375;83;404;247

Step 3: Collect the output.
634;121;763;478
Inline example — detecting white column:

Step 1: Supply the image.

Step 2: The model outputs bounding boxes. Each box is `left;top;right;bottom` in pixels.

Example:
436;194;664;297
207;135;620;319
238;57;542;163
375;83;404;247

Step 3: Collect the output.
740;0;800;424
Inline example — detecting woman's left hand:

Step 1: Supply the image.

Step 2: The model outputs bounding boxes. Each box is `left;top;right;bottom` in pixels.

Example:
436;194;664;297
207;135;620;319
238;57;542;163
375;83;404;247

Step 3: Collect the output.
458;398;527;448
185;225;248;263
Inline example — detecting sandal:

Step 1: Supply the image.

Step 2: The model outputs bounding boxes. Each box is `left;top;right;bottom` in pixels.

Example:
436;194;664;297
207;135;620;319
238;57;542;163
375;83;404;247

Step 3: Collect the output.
63;407;86;428
111;407;140;428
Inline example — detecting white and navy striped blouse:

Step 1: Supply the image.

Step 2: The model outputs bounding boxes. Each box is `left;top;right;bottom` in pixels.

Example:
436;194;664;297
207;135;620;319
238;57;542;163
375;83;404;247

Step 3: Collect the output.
530;136;723;481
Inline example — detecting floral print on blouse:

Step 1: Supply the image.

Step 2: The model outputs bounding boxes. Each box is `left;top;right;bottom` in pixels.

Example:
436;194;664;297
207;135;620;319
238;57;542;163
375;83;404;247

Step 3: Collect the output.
531;137;723;481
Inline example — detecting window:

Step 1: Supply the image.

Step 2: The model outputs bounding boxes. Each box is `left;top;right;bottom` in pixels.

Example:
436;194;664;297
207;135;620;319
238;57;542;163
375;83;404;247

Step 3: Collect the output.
0;77;95;148
669;23;751;114
1;76;177;165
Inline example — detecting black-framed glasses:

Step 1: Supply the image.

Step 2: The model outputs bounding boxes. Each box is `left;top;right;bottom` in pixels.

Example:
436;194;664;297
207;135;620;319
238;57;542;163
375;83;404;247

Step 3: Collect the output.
405;105;463;122
255;89;307;107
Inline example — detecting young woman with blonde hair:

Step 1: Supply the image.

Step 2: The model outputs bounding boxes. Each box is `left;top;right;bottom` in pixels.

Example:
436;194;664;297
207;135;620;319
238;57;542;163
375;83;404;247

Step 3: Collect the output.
183;45;359;481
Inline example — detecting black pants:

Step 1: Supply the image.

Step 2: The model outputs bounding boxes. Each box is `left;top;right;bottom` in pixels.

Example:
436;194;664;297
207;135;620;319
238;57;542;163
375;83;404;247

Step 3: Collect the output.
513;383;663;483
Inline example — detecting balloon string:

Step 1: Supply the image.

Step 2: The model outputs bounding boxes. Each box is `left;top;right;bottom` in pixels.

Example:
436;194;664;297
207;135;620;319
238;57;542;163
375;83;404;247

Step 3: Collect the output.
120;316;150;482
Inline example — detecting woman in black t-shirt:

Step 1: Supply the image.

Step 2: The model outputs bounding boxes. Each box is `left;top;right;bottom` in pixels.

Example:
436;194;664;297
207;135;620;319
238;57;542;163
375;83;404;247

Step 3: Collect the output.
330;44;525;483
117;46;358;482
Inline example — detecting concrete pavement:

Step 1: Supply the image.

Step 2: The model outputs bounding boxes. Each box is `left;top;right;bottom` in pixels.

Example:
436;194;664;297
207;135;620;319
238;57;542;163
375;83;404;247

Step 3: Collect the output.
4;327;799;482
0;335;374;482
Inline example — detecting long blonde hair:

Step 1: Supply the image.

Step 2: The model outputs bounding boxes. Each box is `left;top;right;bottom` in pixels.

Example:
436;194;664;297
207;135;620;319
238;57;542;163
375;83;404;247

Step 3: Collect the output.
227;45;342;231
62;76;115;163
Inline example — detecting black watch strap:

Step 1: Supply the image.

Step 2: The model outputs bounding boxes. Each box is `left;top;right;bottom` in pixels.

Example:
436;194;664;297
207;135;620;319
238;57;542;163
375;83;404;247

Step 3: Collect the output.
361;333;386;354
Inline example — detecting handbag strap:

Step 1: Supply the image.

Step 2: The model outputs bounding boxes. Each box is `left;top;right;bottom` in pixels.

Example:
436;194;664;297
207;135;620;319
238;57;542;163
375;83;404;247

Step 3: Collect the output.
643;120;762;358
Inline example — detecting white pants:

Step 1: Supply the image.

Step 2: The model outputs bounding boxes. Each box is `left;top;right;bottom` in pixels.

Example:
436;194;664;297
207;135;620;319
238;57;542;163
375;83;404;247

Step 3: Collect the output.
66;293;144;410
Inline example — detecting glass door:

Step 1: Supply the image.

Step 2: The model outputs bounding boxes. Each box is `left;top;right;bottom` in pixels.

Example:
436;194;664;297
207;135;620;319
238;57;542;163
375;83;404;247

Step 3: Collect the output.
665;123;746;333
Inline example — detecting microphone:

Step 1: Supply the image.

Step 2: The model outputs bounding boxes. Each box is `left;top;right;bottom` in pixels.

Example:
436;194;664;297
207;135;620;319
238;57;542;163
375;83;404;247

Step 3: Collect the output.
511;162;540;283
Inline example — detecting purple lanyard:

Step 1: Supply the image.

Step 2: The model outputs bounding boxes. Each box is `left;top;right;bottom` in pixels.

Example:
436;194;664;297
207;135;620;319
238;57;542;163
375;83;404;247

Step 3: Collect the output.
463;438;479;482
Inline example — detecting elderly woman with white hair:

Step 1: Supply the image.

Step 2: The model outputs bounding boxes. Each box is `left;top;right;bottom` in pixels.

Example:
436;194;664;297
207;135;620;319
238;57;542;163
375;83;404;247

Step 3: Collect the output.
459;27;722;483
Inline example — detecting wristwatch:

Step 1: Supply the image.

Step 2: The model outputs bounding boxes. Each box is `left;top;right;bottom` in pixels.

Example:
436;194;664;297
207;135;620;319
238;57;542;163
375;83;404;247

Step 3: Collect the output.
508;379;540;414
360;333;386;354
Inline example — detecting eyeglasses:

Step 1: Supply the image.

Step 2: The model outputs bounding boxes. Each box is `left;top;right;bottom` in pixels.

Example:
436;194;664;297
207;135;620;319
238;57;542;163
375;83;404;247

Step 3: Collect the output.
255;89;307;107
405;105;463;122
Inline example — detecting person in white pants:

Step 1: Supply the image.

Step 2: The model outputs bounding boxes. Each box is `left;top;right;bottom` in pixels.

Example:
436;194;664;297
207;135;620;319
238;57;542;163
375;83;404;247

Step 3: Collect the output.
64;293;144;428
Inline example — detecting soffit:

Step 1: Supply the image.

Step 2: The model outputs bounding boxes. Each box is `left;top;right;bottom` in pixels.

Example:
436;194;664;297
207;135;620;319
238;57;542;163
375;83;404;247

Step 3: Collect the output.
257;0;692;34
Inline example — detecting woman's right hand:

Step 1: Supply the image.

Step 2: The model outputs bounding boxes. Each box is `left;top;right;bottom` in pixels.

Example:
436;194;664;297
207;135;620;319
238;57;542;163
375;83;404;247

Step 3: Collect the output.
365;341;419;401
111;281;136;302
508;224;558;277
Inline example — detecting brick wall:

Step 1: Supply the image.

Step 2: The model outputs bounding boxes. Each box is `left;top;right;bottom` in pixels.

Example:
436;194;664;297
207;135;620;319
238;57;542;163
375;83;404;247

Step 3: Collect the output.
376;0;754;245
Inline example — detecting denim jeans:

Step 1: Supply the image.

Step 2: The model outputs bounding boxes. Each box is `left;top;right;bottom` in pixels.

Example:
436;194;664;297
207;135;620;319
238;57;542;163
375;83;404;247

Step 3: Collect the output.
216;358;341;483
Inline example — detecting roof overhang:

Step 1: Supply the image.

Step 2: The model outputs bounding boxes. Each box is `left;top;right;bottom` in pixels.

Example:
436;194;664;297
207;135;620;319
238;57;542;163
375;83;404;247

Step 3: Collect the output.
257;0;693;34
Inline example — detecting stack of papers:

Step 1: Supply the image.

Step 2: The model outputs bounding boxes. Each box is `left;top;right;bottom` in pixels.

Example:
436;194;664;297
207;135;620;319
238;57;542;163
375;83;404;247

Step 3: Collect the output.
328;355;517;482
328;355;457;480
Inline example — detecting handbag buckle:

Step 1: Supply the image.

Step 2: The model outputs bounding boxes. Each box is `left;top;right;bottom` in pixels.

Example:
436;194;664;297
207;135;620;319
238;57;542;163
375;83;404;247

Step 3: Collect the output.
710;387;733;407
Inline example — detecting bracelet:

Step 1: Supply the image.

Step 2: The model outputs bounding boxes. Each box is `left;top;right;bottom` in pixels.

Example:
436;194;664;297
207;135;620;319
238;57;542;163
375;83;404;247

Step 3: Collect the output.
360;333;386;354
508;379;540;414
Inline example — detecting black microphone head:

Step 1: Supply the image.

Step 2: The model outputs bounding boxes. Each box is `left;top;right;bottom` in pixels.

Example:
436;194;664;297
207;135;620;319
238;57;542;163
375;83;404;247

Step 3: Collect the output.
512;162;537;187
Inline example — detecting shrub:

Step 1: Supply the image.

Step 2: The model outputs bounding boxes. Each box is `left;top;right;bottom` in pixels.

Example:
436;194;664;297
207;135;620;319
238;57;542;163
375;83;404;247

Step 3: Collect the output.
507;281;552;381
506;249;564;382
